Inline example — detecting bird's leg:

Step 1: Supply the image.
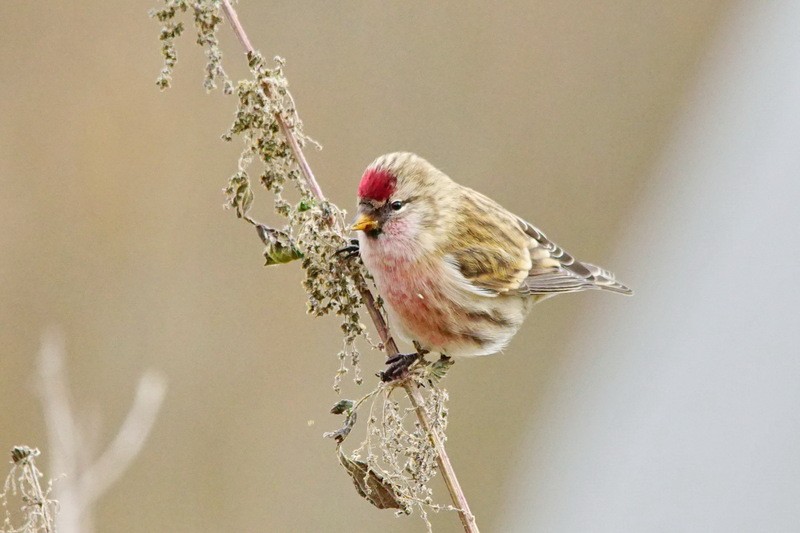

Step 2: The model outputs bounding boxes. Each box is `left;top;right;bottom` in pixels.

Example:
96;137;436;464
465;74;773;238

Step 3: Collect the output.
379;341;430;382
413;340;430;359
334;238;360;260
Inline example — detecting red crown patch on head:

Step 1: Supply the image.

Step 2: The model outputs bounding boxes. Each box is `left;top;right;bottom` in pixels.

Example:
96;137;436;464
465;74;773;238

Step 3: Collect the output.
358;167;396;201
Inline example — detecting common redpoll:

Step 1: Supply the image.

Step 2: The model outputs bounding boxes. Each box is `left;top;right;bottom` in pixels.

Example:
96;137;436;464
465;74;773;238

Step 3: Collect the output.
351;152;631;372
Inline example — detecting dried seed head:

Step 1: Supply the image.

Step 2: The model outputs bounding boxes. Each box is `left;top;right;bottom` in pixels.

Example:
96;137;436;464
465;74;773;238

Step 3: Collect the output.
152;4;456;525
151;0;232;91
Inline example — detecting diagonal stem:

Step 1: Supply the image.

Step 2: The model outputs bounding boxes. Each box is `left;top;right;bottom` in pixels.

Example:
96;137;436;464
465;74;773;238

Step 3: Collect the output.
219;0;326;203
363;289;478;531
219;1;478;531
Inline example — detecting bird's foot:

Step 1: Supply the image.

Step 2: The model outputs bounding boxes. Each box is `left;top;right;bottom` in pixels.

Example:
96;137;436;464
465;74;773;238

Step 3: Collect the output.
379;352;420;382
379;342;433;382
334;239;360;260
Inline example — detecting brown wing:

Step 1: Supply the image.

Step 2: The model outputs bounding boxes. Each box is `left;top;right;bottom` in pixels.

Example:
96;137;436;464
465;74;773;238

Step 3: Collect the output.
443;188;632;297
517;218;633;295
443;191;533;295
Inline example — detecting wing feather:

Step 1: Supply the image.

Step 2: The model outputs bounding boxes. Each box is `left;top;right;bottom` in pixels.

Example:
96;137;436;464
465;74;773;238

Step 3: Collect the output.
443;190;532;294
517;218;633;296
441;188;632;297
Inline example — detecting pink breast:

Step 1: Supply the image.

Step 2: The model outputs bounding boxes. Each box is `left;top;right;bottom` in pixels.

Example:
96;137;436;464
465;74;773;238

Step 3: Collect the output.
380;260;452;348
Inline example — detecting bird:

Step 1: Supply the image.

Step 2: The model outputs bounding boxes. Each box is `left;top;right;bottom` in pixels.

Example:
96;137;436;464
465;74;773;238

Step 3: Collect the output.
349;152;631;379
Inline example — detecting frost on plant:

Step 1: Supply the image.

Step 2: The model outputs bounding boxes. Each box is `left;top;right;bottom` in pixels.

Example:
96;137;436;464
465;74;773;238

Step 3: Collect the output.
1;446;57;533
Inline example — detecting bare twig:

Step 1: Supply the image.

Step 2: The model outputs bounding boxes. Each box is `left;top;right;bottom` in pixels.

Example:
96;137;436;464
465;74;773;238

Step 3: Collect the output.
37;330;81;533
78;371;166;507
36;329;167;533
218;2;478;530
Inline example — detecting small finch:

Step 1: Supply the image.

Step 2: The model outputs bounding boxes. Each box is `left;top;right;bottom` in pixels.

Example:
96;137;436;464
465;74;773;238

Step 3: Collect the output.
351;152;631;376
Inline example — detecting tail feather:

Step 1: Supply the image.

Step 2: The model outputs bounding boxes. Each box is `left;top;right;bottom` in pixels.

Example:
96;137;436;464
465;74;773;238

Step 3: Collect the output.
517;217;632;297
581;262;634;295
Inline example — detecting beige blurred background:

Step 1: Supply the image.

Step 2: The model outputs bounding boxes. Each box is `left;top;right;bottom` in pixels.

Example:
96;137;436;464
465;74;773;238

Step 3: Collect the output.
1;1;731;532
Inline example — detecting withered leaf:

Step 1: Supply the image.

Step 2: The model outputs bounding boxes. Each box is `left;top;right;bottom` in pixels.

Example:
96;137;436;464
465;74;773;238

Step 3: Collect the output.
11;445;39;464
225;172;253;218
337;447;406;511
323;411;356;443
241;187;254;216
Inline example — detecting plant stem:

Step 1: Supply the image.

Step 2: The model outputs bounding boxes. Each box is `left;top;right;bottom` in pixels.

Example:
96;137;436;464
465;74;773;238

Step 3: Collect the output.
26;457;54;533
219;0;326;203
219;1;479;531
360;286;478;532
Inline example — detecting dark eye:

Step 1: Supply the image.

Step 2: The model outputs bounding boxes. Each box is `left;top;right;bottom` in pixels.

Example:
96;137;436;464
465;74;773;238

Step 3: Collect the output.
390;200;404;211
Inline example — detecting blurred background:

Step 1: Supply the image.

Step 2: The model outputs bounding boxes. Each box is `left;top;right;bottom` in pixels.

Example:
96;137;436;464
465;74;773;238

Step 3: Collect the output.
3;1;798;532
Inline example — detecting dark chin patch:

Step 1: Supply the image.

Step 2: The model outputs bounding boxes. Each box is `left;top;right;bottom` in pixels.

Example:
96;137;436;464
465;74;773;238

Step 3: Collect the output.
358;168;396;202
366;228;382;238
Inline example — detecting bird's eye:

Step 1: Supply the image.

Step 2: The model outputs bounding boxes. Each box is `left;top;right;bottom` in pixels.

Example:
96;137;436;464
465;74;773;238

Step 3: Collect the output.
390;200;404;211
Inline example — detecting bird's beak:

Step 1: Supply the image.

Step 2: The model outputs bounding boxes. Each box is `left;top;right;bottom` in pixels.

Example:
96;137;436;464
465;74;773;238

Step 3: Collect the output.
351;213;379;232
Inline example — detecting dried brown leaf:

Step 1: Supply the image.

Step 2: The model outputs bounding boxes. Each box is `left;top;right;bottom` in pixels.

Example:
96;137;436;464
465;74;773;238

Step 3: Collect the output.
337;447;406;511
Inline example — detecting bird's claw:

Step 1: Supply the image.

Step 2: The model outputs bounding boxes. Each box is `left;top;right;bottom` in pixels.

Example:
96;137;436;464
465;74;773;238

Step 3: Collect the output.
379;341;434;382
379;352;420;382
334;239;360;260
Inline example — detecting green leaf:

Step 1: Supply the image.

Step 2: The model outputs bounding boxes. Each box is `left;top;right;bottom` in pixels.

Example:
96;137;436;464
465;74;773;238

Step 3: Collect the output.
255;225;304;266
426;356;455;383
330;399;354;415
297;199;315;212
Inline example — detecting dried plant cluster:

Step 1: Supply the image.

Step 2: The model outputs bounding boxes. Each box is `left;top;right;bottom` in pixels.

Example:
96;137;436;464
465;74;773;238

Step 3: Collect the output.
220;49;371;388
150;1;469;529
151;0;232;92
326;365;455;528
1;447;57;533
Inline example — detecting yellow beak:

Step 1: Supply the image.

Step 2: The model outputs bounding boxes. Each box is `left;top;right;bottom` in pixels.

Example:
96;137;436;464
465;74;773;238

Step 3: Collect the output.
351;214;379;232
